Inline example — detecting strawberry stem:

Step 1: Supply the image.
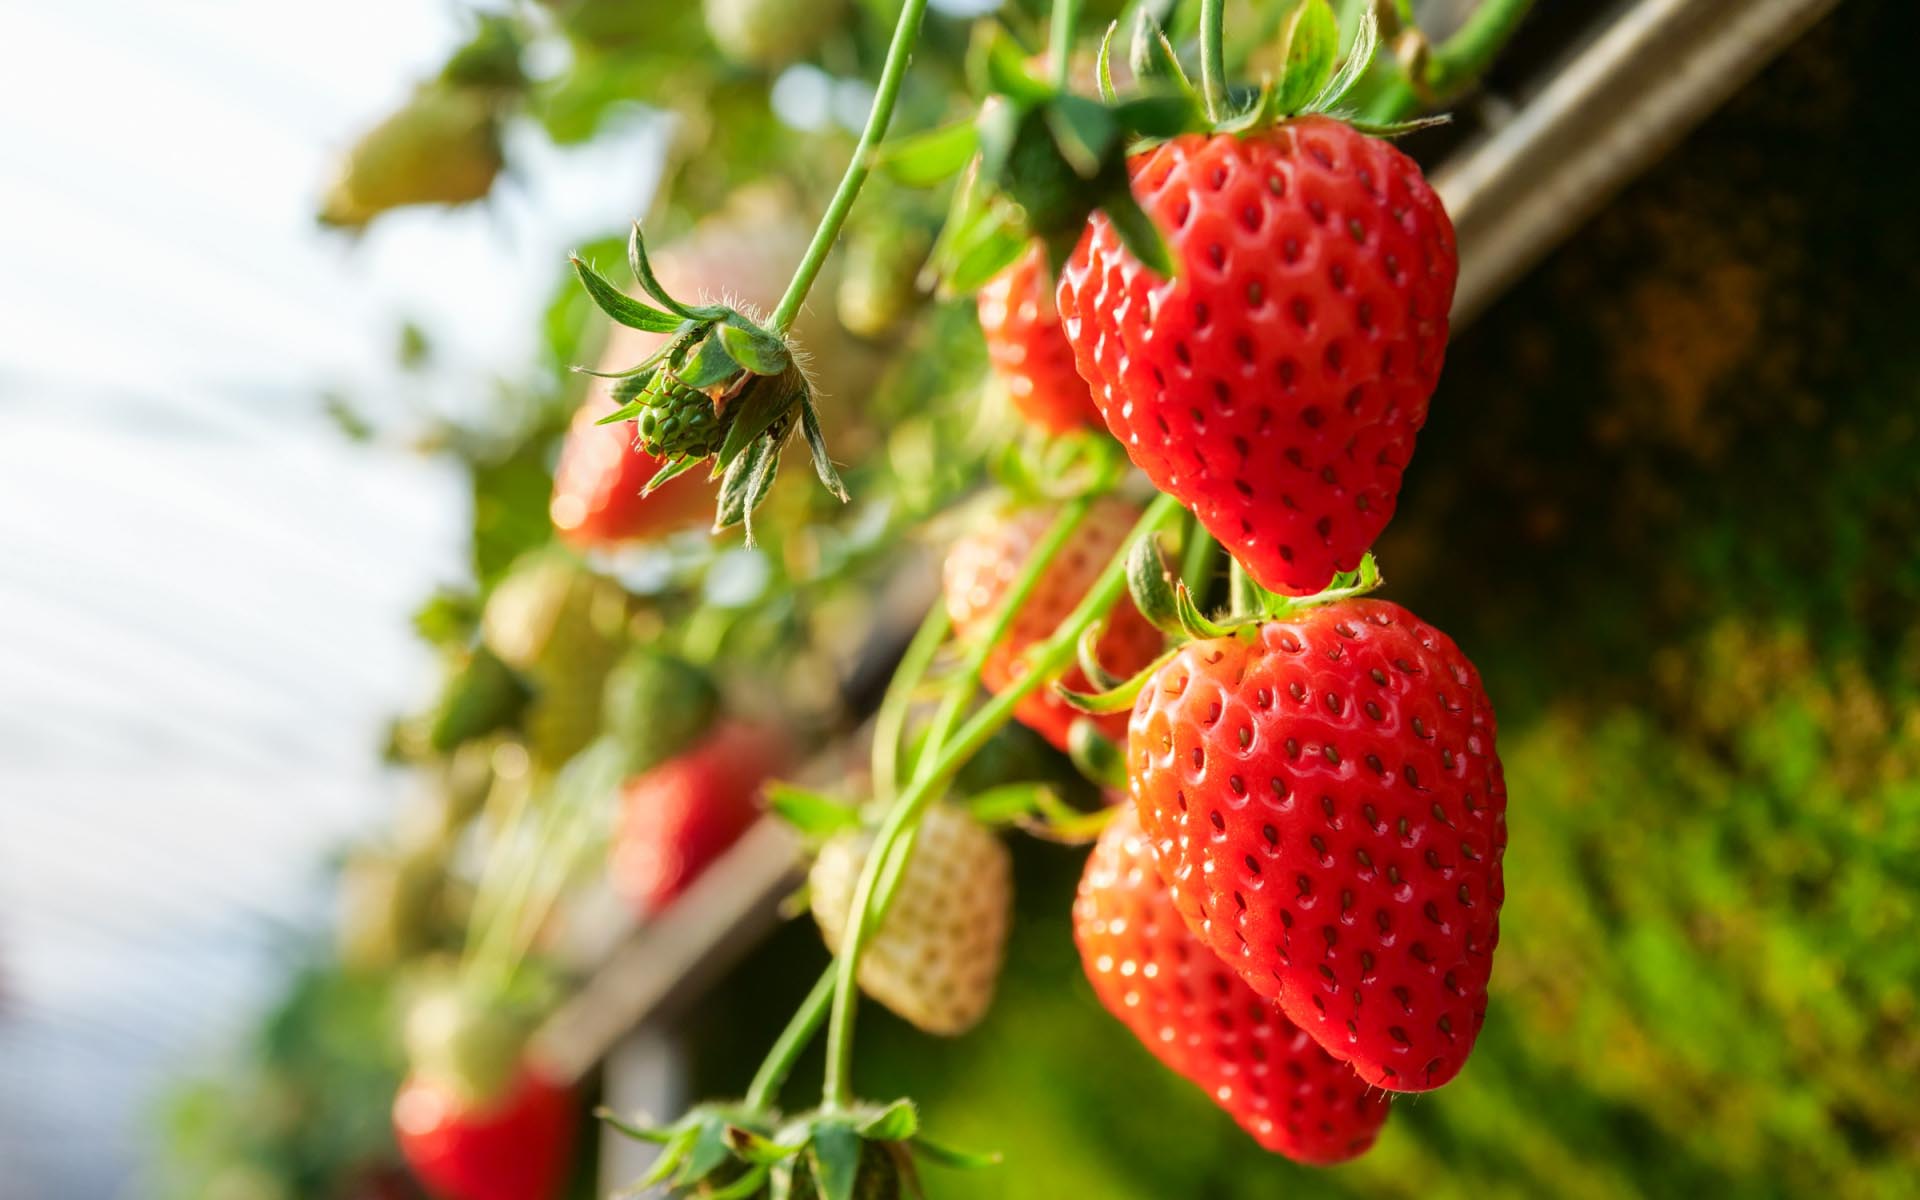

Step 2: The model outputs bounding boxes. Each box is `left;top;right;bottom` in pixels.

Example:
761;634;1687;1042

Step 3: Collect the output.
871;602;952;807
768;0;933;335
745;965;837;1109
1229;557;1256;618
1050;0;1083;91
819;494;1183;1109
1359;0;1536;122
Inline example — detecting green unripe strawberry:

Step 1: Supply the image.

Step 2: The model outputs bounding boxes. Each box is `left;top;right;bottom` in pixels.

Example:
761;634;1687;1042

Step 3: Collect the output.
602;648;720;777
636;370;727;461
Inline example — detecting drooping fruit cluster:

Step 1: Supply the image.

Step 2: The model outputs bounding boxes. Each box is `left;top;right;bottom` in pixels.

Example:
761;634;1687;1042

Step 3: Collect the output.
977;243;1103;434
1058;118;1457;596
811;804;1011;1036
1126;599;1506;1092
1075;807;1390;1163
942;497;1164;752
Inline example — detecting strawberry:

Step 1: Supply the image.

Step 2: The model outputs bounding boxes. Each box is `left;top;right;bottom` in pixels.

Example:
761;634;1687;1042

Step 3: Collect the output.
549;393;718;547
319;84;502;228
942;497;1163;752
977;243;1103;435
1076;806;1389;1163
393;1063;574;1200
610;721;787;913
1057;118;1457;595
810;804;1010;1035
1127;599;1504;1091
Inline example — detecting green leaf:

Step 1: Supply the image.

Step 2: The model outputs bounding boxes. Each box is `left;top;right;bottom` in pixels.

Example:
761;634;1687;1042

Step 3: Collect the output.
1112;94;1201;139
1099;188;1174;278
1044;95;1120;179
854;1098;919;1142
1310;2;1380;111
716;320;790;376
679;1118;736;1186
766;784;860;839
642;454;703;496
1274;0;1340;116
1127;530;1185;636
570;255;682;332
1068;721;1128;790
1129;10;1194;97
942;203;1028;294
809;1123;864;1200
680;333;741;390
876;121;980;187
799;395;850;502
641;1125;700;1187
705;1165;774;1200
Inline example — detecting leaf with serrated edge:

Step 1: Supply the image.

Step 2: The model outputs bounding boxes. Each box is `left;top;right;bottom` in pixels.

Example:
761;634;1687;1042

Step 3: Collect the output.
571;256;682;333
855;1099;919;1142
716;320;789;376
800;396;849;502
809;1124;863;1200
1275;0;1340;115
766;783;860;838
1310;3;1378;111
876;121;979;187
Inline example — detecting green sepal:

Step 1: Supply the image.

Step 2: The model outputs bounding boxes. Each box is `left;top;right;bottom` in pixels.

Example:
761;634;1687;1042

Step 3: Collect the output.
714;368;807;473
595;368;657;425
876;121;980;186
704;1165;774;1200
907;1132;1002;1170
808;1121;864;1200
571;255;683;333
766;783;861;839
1174;580;1245;640
1099;187;1175;279
799;395;850;502
716;319;791;377
968;24;1052;107
1310;3;1380;112
1112;94;1202;140
1126;529;1185;636
1340;112;1453;137
1067;720;1128;791
1076;620;1127;691
628;221;721;321
714;436;774;531
641;453;704;496
725;1125;807;1166
1057;643;1178;714
679;1116;739;1187
1129;12;1196;99
1096;22;1120;104
940;198;1027;294
854;1098;919;1142
967;782;1062;826
1045;94;1121;179
1273;0;1341;116
680;332;742;391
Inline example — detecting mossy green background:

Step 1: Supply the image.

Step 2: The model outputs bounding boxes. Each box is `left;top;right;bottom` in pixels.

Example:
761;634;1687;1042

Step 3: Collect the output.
687;7;1920;1197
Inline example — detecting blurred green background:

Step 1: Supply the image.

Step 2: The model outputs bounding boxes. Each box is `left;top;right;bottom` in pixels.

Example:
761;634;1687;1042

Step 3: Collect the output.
687;8;1920;1197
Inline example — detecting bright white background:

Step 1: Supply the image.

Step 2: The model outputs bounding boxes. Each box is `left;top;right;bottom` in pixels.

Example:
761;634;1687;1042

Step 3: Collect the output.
0;2;663;1195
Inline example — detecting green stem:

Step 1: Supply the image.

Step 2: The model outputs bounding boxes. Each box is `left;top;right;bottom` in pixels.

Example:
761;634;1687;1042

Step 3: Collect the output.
1361;0;1536;123
914;498;1092;785
1229;557;1255;618
872;602;951;806
1050;0;1082;91
1179;519;1217;597
745;966;836;1109
819;495;1182;1108
1198;0;1228;122
768;0;932;334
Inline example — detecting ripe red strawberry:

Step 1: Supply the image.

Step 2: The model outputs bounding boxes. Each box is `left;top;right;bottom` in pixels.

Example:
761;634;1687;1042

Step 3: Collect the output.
1076;806;1389;1163
1057;118;1457;595
1128;600;1504;1091
942;497;1163;752
393;1061;574;1200
977;243;1103;434
549;394;717;547
610;721;787;913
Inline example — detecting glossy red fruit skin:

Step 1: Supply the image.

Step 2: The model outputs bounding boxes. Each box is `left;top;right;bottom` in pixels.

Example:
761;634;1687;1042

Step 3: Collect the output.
610;721;787;913
942;498;1164;752
1128;600;1504;1092
549;395;717;548
393;1063;574;1200
977;243;1104;435
1058;119;1457;595
1076;807;1390;1163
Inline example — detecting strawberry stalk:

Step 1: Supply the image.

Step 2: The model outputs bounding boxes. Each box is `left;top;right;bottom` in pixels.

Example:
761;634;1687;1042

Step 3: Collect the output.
1049;0;1082;90
1360;0;1537;121
820;493;1183;1108
767;0;933;335
1199;0;1229;121
870;601;952;808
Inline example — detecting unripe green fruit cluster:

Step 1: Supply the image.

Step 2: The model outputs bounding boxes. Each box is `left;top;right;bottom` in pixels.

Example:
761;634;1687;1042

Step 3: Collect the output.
638;372;727;460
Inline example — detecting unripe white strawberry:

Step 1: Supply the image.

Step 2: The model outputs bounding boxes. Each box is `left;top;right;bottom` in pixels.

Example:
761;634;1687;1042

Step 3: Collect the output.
809;805;1011;1036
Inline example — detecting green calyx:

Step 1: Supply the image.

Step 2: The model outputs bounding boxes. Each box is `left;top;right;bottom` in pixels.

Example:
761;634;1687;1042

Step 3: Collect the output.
571;222;847;541
605;1098;995;1200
